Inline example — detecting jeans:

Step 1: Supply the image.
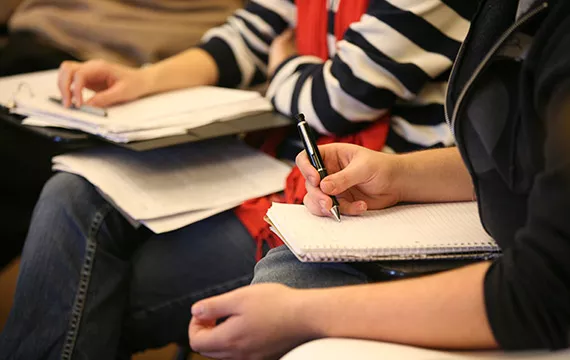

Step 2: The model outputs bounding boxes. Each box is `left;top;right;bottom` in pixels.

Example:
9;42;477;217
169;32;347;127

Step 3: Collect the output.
252;246;373;288
252;246;423;288
0;172;258;360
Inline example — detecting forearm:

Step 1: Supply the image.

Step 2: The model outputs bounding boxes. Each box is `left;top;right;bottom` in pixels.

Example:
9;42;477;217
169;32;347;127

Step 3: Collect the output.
139;48;219;96
397;147;474;203
298;262;497;349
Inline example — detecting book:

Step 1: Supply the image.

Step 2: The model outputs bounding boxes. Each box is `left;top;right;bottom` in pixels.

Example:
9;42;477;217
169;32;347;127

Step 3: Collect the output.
265;202;500;262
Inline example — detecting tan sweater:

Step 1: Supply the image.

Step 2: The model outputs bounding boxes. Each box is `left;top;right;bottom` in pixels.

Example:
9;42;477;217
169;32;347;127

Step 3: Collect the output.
9;0;242;66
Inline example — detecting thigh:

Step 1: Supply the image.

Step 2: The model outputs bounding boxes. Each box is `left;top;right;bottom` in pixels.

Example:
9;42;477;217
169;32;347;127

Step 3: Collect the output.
122;210;257;351
252;246;372;288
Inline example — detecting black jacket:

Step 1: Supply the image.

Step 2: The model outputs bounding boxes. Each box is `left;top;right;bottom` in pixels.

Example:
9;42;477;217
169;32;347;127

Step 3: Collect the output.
447;0;570;350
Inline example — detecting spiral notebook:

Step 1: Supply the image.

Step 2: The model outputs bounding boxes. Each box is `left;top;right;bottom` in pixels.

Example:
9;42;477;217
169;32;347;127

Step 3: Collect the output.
265;202;500;262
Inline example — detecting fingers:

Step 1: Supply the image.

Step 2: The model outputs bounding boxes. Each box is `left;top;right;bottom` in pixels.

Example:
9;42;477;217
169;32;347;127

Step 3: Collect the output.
320;160;367;196
295;151;320;187
337;198;368;216
86;85;123;108
58;61;80;107
59;60;120;108
304;183;368;217
189;316;228;354
192;291;239;322
72;60;108;107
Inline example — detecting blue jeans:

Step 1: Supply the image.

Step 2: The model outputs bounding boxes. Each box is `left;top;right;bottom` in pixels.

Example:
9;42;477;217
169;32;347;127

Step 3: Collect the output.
252;246;373;288
0;173;258;360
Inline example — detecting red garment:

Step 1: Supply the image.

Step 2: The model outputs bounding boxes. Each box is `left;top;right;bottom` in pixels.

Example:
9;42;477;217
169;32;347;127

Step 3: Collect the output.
235;0;389;261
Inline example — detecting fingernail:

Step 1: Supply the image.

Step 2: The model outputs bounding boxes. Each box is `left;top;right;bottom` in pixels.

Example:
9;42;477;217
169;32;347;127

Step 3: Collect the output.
192;304;204;316
319;200;327;211
321;180;334;193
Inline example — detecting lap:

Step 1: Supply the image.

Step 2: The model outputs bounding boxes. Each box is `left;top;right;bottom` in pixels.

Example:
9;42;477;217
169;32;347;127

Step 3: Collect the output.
252;246;372;288
25;172;259;351
125;207;258;350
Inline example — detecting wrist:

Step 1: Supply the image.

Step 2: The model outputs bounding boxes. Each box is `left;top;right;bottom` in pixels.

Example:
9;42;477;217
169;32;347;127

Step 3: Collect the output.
392;152;419;203
136;65;158;97
293;288;337;339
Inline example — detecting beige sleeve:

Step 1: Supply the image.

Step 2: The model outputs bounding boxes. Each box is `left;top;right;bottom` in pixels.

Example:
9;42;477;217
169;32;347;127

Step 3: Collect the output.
0;0;24;25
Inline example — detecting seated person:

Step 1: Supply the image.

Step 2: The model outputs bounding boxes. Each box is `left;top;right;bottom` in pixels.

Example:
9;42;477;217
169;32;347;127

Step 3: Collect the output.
0;0;242;75
0;0;242;269
0;0;475;359
187;0;570;358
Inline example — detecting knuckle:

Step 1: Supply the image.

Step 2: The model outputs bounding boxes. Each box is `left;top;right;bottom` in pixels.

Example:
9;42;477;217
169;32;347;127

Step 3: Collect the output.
59;60;74;70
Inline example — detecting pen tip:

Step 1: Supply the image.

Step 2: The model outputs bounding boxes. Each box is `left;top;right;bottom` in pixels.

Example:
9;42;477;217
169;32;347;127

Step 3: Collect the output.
295;113;305;123
330;206;341;222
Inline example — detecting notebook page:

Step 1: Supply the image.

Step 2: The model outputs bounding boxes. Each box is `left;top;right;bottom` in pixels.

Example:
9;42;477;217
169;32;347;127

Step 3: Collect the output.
52;139;292;220
267;202;494;256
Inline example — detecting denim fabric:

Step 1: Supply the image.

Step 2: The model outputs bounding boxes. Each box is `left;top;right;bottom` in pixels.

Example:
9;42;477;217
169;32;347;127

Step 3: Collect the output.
0;172;257;360
252;246;372;288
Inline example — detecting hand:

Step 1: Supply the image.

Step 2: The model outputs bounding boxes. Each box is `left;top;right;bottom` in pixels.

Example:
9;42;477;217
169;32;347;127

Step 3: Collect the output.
268;29;297;77
296;143;403;217
189;284;317;360
58;59;151;108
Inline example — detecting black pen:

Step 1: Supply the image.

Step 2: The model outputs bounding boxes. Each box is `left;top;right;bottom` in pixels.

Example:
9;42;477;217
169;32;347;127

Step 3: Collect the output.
48;96;107;117
296;113;341;222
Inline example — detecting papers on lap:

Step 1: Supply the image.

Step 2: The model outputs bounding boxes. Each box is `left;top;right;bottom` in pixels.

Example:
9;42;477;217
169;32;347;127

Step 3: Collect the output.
2;70;272;143
53;138;292;233
265;202;500;262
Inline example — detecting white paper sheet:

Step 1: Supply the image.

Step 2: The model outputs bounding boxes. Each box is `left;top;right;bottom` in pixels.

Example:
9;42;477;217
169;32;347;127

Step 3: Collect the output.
14;87;271;134
52;139;291;223
141;201;242;233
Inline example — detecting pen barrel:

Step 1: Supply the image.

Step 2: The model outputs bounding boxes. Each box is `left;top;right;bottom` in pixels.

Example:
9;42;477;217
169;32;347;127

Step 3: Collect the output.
297;120;326;172
316;168;328;180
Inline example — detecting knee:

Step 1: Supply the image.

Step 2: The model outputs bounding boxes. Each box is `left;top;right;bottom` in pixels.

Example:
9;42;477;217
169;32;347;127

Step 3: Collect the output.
35;172;106;221
252;246;304;286
26;172;106;247
252;246;368;289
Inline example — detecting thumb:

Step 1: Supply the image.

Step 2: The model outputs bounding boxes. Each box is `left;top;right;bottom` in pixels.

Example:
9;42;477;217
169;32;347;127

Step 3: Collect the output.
192;291;238;321
320;160;367;195
86;85;126;108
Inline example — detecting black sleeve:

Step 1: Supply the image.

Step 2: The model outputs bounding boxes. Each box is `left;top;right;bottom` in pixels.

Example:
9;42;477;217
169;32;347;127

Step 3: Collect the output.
482;16;570;350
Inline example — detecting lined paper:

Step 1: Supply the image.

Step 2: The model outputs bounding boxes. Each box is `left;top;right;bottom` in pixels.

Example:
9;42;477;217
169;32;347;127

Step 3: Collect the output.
266;202;498;261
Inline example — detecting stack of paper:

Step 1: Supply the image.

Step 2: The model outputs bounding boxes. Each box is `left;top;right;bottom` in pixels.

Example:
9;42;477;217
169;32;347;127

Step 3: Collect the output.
53;138;292;233
2;70;272;142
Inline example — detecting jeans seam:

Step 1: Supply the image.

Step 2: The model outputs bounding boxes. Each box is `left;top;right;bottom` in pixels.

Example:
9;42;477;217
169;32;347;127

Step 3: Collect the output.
60;204;112;360
129;273;253;319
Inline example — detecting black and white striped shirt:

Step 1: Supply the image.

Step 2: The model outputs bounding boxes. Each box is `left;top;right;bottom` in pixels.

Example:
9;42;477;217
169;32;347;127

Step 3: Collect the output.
199;0;476;153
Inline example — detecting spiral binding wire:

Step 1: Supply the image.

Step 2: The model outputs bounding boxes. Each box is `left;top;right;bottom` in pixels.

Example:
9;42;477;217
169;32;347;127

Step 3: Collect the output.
300;240;501;262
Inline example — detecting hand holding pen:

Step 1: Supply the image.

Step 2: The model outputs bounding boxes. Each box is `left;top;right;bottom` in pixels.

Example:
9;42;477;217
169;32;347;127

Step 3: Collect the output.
296;114;341;222
296;116;402;218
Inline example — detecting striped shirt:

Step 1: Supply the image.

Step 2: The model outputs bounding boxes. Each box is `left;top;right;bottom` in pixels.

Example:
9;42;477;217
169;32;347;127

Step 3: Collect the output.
199;0;477;153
